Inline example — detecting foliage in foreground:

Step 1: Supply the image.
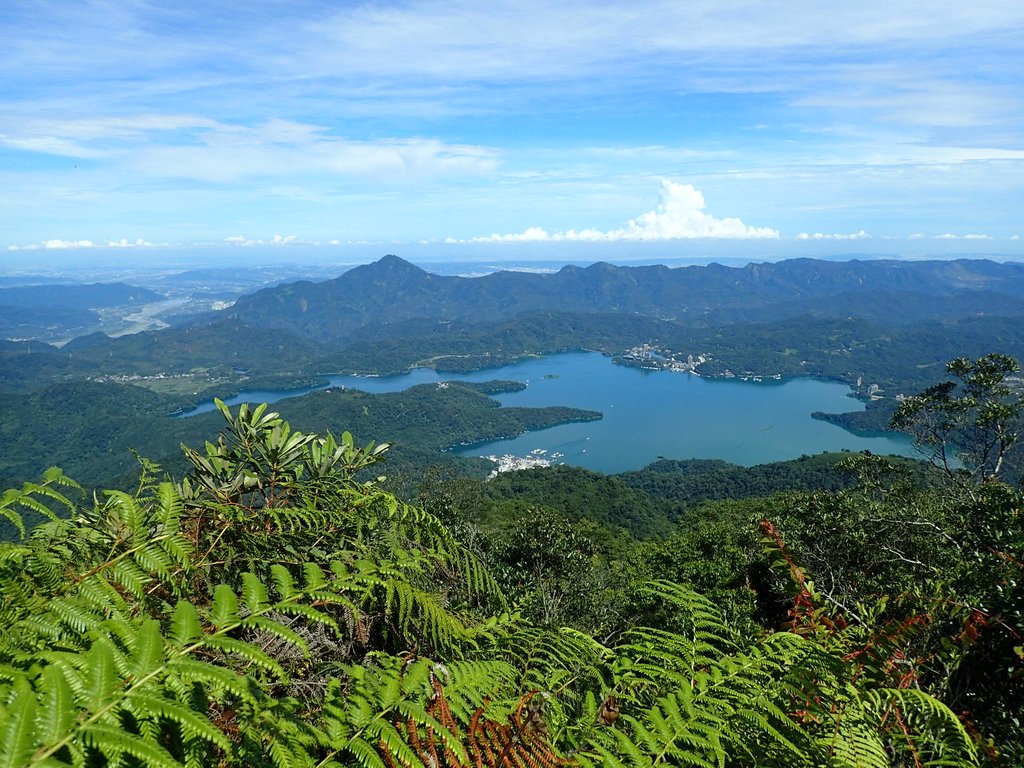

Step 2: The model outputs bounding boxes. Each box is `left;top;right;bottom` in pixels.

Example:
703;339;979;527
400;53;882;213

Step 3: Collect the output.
0;400;984;767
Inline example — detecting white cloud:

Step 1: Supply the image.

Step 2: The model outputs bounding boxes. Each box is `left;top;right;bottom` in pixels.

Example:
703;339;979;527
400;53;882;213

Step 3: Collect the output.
42;239;95;249
134;132;498;183
6;237;157;251
105;238;156;248
451;180;779;243
933;233;994;240
794;75;1020;130
796;230;871;240
0;115;221;158
3;2;1023;244
13;0;1024;87
224;234;302;246
0;115;499;183
863;145;1024;166
0;136;108;159
300;1;1024;83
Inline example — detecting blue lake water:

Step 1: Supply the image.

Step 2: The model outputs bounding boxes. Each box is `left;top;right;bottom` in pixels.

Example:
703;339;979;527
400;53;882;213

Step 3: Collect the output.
181;352;916;473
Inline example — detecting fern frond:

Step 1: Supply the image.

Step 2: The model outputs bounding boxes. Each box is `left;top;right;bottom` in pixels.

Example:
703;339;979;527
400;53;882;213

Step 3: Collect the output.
128;691;233;751
210;584;240;628
0;469;79;540
169;599;202;646
866;687;979;767
35;665;76;747
492;624;607;695
131;619;167;679
0;679;39;768
80;723;182;768
199;635;287;678
436;660;519;722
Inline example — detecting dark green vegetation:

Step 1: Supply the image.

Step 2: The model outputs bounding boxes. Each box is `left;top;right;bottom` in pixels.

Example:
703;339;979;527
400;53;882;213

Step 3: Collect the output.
482;464;675;538
2;355;1021;767
618;452;893;509
475;452;893;540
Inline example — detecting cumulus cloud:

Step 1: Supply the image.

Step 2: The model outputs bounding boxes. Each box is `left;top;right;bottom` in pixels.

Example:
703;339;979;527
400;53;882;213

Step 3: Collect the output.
934;233;993;240
796;230;871;240
41;239;95;250
450;180;779;243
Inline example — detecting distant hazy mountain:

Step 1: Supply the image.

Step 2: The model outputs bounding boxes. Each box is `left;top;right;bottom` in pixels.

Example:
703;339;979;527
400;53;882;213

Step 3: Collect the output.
227;255;1024;341
0;305;98;340
0;282;165;310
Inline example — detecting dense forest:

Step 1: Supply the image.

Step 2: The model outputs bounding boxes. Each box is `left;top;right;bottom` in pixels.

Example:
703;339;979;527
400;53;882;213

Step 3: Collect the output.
1;354;1021;766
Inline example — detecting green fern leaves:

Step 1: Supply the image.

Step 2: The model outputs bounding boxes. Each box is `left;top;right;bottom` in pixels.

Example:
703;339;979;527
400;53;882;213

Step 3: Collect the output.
0;404;984;768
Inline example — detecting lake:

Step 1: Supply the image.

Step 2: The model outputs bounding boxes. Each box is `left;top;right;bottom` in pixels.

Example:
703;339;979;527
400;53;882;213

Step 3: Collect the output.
181;352;917;473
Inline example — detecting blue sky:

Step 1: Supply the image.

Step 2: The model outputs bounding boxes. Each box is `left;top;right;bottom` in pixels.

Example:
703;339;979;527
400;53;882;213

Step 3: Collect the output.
2;0;1024;262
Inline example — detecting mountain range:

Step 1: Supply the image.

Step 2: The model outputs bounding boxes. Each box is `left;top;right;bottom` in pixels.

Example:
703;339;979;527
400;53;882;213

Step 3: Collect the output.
226;255;1024;341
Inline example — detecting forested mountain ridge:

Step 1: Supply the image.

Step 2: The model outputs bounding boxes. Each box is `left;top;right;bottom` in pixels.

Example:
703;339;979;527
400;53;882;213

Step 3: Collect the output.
227;255;1024;341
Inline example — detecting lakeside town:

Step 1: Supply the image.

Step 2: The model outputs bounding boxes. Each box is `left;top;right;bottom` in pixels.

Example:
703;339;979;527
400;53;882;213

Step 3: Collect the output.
484;448;564;479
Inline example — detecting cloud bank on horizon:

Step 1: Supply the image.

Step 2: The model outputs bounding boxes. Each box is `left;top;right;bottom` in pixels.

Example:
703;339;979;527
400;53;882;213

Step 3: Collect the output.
450;181;780;242
1;0;1023;256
